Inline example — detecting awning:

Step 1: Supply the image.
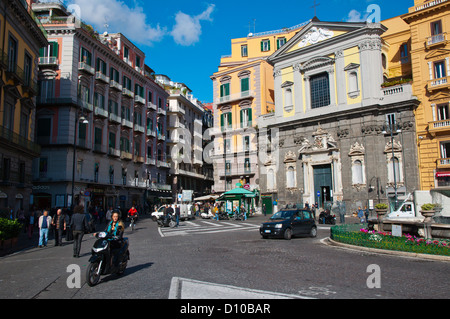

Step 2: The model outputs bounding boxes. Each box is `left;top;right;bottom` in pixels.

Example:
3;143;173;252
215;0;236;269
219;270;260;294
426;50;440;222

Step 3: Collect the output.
216;187;256;201
193;194;219;201
436;172;450;178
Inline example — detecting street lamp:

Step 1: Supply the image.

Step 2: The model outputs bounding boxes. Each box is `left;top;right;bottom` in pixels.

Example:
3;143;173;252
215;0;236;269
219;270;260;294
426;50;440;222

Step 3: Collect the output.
70;106;89;211
382;119;402;211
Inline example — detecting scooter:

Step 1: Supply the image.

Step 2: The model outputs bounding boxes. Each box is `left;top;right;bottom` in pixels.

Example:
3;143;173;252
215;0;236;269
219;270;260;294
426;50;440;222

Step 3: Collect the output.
233;210;245;221
318;210;336;225
157;214;176;228
218;211;229;220
86;232;130;287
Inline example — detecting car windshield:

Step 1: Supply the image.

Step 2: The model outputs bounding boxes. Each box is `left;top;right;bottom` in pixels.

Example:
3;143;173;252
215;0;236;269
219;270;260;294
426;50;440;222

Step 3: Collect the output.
270;211;294;220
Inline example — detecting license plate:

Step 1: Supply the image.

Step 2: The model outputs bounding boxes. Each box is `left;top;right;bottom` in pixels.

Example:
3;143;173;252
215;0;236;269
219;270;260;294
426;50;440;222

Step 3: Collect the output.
264;230;271;233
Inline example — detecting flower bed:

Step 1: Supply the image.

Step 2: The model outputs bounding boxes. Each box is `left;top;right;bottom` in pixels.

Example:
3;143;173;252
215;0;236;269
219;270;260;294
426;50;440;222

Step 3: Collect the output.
330;224;450;256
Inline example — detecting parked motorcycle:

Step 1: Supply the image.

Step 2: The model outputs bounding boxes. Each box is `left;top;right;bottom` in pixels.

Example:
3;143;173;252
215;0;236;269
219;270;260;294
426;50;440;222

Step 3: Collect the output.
318;210;336;225
218;211;229;220
86;232;130;287
233;211;245;221
157;214;176;228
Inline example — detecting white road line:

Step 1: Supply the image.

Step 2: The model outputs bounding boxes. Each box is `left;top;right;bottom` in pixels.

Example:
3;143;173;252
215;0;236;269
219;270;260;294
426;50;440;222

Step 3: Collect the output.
200;221;222;227
159;221;260;237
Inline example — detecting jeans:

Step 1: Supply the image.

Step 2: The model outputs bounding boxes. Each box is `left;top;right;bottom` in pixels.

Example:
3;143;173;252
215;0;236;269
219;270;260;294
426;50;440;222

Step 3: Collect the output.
39;228;49;246
72;231;84;257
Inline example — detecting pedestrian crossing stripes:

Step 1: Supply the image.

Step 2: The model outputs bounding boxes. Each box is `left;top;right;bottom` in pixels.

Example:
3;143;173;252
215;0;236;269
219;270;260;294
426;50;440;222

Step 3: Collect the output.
158;219;260;238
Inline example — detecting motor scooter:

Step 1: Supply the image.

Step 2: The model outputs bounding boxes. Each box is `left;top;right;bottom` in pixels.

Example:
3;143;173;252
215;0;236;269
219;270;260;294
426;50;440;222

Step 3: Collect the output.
157;214;176;228
318;210;336;225
86;232;130;287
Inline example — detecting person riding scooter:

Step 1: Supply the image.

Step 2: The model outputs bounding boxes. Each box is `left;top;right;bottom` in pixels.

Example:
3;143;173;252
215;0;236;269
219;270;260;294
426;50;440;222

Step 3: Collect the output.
101;211;125;270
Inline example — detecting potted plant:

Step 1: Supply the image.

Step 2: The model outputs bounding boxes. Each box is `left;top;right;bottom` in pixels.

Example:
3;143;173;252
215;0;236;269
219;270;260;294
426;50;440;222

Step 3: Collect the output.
0;218;22;250
375;203;388;218
420;203;436;223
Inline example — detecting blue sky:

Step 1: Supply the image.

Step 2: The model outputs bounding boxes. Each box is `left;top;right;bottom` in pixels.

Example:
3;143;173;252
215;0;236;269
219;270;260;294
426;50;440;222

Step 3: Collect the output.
66;0;415;103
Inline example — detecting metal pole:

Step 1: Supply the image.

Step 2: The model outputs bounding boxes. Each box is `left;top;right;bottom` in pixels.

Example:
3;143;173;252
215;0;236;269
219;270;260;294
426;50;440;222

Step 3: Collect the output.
390;122;398;210
71;110;78;210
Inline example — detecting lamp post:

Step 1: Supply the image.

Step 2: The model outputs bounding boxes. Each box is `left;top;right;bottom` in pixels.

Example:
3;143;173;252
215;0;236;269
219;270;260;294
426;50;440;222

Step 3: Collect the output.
71;106;89;211
382;119;402;211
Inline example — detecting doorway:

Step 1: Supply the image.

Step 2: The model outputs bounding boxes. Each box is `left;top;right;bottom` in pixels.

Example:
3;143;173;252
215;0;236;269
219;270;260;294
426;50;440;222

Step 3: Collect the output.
313;164;333;209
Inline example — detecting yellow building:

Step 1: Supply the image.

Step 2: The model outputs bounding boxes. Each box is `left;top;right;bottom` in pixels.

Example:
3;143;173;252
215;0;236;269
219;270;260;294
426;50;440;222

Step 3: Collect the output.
401;0;450;191
210;20;310;194
0;0;47;213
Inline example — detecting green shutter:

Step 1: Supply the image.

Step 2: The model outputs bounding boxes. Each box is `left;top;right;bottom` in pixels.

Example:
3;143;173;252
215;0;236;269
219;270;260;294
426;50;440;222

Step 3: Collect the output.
228;112;232;127
261;41;264;52
241;78;249;92
220;114;224;130
240;110;243;128
268;40;271;51
51;42;58;57
39;47;45;58
248;109;253;125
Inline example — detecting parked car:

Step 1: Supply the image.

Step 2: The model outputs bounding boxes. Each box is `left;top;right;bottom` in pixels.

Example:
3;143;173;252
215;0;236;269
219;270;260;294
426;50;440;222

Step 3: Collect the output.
151;204;194;221
260;209;317;240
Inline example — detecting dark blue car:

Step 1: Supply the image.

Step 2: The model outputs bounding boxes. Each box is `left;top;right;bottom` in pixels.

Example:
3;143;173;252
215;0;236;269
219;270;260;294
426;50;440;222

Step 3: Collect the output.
260;209;317;240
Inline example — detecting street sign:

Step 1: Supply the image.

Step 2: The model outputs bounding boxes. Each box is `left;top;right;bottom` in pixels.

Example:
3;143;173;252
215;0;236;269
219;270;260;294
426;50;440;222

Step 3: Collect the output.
317;191;321;197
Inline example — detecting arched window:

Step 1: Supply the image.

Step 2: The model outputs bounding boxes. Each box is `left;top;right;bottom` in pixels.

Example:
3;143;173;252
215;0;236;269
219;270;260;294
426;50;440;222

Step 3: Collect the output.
285;88;293;107
352;160;363;184
389;157;401;183
286;166;295;188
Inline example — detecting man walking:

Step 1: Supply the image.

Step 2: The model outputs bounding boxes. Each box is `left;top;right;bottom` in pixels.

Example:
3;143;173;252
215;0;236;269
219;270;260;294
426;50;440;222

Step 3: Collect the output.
69;204;89;258
52;209;66;246
175;205;180;227
38;210;52;248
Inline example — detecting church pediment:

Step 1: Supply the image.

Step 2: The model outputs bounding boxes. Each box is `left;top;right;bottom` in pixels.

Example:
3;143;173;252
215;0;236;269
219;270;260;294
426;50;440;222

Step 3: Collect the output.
429;91;450;102
301;56;335;72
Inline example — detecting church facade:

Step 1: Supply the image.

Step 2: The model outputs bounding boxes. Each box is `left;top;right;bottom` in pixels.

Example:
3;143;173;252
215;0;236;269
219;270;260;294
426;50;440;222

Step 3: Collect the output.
258;20;420;212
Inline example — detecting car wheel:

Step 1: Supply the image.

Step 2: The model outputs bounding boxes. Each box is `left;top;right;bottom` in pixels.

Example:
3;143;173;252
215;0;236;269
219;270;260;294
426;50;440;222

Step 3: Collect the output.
283;228;292;240
310;226;317;238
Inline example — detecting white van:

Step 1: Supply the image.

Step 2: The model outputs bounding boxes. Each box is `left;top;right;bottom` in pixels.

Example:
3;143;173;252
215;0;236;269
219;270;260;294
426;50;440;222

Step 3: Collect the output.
151;204;194;221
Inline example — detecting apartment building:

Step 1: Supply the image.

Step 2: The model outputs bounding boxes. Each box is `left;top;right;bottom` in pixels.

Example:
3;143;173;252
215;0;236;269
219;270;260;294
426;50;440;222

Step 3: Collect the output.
156;75;213;201
211;20;311;195
0;0;48;214
31;1;170;211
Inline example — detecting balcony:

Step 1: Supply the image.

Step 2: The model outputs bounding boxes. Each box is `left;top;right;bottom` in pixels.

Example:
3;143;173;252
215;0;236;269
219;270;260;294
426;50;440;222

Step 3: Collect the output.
427;76;450;92
426;33;448;49
380;83;416;105
134;156;145;164
79;100;93;112
146;129;156;137
428;119;450;136
94;107;108;118
109;113;121;124
38;57;58;67
93;143;106;154
437;158;450;168
157;133;166;141
121;151;133;161
110;80;122;92
122;88;135;99
134;124;145;134
146;158;156;166
95;71;110;84
135;95;146;105
147;102;157;111
0;125;41;155
78;62;95;75
121;118;133;129
157;108;166;116
216;90;255;105
158;160;170;169
108;147;120;157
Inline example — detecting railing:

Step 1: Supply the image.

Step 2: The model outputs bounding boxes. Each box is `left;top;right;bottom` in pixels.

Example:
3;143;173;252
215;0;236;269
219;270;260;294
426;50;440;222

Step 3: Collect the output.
146;158;156;166
94;107;108;118
147;102;157;110
120;151;133;160
78;62;95;75
134;124;145;134
413;0;448;12
39;57;58;65
95;72;110;83
135;95;146;105
122;88;135;99
157;108;166;116
438;158;450;166
216;90;255;104
428;76;450;91
146;129;156;137
108;148;120;157
427;33;447;46
109;113;121;124
110;80;122;91
431;119;450;129
121;119;133;129
0;125;41;154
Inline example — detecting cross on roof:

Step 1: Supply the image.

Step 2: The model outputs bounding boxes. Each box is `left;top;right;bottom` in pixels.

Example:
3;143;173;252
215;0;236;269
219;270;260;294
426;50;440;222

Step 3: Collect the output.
311;0;320;17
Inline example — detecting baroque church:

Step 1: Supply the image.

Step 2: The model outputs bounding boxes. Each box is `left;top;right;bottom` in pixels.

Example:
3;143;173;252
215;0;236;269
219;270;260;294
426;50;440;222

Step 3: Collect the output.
258;20;420;212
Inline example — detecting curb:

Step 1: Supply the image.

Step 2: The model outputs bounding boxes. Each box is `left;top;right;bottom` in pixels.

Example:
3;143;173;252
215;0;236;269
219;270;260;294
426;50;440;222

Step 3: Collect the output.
321;237;450;262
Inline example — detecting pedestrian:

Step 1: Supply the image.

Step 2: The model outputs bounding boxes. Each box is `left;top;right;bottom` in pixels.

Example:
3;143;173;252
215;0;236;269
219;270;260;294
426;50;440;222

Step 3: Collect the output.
357;206;365;223
27;210;36;240
262;204;266;216
338;202;345;224
52;209;66;246
364;206;370;223
175;204;180;226
38;210;52;248
69;204;89;258
106;206;113;224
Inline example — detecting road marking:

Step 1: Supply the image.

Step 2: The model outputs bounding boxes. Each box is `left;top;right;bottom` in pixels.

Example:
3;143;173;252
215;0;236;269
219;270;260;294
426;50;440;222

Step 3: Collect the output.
158;220;260;238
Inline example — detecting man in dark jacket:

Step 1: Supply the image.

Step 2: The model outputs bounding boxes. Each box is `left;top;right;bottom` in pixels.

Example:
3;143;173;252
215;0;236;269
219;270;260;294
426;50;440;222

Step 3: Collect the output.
164;204;174;224
69;205;89;258
52;209;66;246
175;205;181;227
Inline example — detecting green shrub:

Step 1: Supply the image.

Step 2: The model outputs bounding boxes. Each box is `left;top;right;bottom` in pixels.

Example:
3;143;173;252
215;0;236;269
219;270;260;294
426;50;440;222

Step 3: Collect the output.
375;203;388;210
421;203;435;211
0;218;23;240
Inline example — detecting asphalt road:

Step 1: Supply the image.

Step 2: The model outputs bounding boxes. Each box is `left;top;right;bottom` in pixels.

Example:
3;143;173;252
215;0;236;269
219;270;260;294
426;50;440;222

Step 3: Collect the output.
0;215;448;301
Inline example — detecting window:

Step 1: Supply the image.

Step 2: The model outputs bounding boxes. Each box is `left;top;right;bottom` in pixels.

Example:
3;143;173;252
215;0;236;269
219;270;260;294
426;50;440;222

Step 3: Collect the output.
241;78;249;96
352;160;364;185
109;132;116;149
225;161;231;175
80;47;92;65
39;158;48;178
39;42;58;60
224;139;231;153
221;112;232;131
243;136;250;152
400;43;409;64
37;118;51;144
110;67;120;83
386;113;396;130
431;20;442;36
244;158;251;173
96;58;107;75
80;85;90;103
2;158;10;181
124;46;129;60
94;92;105;109
284;88;293;108
267;168;275;190
94;127;102;147
440;142;450;161
389;157;401;183
24;53;32;85
20;111;29;138
241;45;248;57
8;36;17;71
39;80;54;102
437;104;449;121
3;101;14;130
261;39;270;52
94;163;99;183
310;72;330;109
277;37;286;49
240;108;252;128
135;84;144;98
123;76;132;90
348;72;359;95
286;166;295;188
220;83;230;101
78;122;87;147
434;61;446;79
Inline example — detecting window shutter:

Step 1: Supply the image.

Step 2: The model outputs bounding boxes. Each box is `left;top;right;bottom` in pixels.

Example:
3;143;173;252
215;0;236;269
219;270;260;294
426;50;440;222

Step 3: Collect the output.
39;47;45;58
220;114;224;130
241;78;249;92
228;112;232;127
248;108;253;125
261;41;264;52
52;42;58;57
268;40;271;51
240;110;243;128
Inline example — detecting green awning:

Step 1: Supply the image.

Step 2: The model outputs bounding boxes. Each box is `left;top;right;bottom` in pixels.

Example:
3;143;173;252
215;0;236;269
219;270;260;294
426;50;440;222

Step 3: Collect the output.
216;187;256;201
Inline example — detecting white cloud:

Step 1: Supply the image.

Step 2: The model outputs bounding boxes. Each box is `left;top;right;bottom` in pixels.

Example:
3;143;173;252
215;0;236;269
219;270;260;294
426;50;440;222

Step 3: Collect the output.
346;9;370;22
67;0;166;45
171;4;215;46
